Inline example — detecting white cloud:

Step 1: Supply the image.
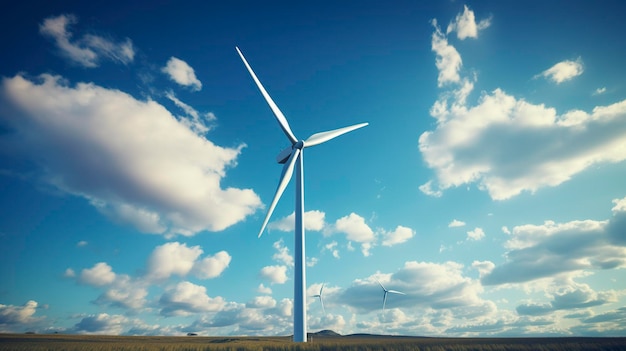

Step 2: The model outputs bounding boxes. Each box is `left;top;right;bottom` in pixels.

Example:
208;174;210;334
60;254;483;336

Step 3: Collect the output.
0;300;39;325
381;225;415;246
72;313;127;335
159;281;225;316
332;213;375;256
94;275;148;310
0;74;261;235
419;180;442;197
482;198;626;285
516;281;618;316
420;87;626;200
594;87;607;96
260;265;288;284
272;239;293;267
162;57;202;91
449;219;466;228
39;14;134;67
146;242;202;281
325;241;340;259
257;283;272;294
537;58;584;84
431;19;463;86
267;210;326;232
246;296;277;309
446;5;492;40
466;227;485;241
80;262;116;286
165;91;215;134
336;214;374;246
76;240;88;247
612;196;626;213
471;260;495;278
64;268;76;278
192;251;231;279
146;242;230;280
424;14;626;201
339;261;491;316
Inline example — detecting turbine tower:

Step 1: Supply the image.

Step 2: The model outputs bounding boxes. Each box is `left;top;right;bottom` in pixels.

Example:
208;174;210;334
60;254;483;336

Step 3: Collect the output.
313;283;326;315
236;47;367;342
377;279;405;314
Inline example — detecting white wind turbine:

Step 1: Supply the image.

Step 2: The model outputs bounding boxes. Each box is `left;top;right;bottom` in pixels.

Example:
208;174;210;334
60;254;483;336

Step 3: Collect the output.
236;47;367;342
377;279;405;314
312;283;326;315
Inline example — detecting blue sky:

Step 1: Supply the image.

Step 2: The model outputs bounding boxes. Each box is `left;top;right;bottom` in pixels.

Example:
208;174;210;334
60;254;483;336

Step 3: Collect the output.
1;0;626;337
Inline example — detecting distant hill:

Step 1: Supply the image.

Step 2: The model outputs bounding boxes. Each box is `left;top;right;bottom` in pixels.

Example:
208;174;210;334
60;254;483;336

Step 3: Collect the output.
308;330;341;337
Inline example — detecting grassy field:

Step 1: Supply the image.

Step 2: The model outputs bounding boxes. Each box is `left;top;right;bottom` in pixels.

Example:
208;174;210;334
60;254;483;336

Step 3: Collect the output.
1;333;625;351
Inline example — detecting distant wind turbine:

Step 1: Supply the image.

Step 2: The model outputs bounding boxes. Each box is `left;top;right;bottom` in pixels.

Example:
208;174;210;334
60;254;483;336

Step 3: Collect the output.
377;279;405;314
236;47;368;343
313;283;326;315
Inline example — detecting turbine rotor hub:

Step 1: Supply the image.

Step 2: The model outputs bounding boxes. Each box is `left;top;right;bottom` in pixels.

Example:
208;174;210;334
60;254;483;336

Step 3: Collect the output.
294;140;304;149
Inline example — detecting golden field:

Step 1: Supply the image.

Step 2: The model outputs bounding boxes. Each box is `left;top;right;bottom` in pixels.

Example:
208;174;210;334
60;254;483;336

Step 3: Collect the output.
1;333;625;351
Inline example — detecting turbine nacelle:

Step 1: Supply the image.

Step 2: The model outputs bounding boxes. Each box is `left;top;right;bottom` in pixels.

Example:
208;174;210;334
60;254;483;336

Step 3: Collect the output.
277;140;305;164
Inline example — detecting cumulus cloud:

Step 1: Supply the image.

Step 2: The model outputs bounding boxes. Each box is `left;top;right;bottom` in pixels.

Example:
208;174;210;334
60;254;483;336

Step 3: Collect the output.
381;225;415;246
257;283;272;294
191;299;293;335
0;74;261;235
516;281;618;317
192;251;232;279
271;239;293;267
423;13;626;201
246;296;277;309
79;262;116;286
162;57;202;91
39;14;134;67
146;242;231;281
338;261;492;316
146;242;202;281
431;19;462;86
159;281;225;316
260;265;288;284
420;82;626;200
324;241;340;259
449;219;466;227
330;213;376;256
446;5;492;40
466;227;485;241
482;197;626;285
0;300;40;327
267;210;326;232
93;274;148;310
537;58;584;84
72;313;127;335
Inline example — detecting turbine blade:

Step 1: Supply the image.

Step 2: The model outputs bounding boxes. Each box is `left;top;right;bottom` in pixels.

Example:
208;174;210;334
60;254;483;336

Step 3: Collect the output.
376;279;386;292
321;296;326;315
304;122;368;148
320;283;325;295
236;47;298;144
388;289;405;295
257;148;300;237
382;291;388;312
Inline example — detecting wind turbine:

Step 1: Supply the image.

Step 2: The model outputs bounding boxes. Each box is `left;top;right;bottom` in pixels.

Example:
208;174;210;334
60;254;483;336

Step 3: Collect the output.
377;279;405;314
236;47;367;342
312;283;326;315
